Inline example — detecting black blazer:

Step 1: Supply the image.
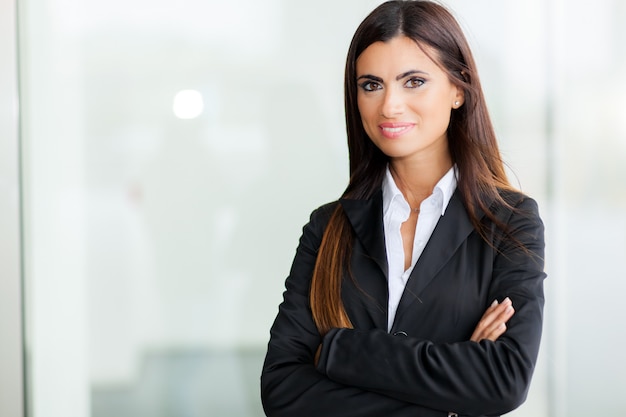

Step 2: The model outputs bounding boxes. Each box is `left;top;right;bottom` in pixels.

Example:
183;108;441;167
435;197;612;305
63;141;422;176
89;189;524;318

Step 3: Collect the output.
261;189;546;417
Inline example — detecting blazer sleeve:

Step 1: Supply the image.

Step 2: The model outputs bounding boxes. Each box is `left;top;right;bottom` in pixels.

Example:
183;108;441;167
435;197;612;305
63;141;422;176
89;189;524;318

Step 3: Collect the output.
261;203;449;417
315;196;546;417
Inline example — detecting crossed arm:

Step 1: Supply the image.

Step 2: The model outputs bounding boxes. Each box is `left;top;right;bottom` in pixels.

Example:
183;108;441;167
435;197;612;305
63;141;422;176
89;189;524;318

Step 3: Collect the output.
313;297;514;366
262;197;545;417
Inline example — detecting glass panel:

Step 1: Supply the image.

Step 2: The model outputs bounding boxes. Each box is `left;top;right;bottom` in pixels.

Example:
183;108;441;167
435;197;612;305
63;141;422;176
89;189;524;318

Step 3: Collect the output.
0;0;24;415
548;0;626;415
18;1;376;416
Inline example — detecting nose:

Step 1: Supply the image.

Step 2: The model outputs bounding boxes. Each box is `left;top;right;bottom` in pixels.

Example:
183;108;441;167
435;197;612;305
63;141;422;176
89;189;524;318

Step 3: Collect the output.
381;86;404;118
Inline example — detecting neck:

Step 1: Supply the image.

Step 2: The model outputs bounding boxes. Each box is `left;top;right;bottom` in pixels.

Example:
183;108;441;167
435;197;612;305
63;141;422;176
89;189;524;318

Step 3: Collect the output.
389;154;453;199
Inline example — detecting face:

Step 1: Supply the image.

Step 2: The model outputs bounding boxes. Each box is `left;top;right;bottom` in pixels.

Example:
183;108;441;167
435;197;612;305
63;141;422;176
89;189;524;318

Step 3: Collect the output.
356;35;463;164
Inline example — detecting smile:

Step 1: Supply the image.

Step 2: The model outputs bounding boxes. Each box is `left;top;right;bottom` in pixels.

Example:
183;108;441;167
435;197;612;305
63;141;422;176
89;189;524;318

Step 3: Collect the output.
379;123;415;139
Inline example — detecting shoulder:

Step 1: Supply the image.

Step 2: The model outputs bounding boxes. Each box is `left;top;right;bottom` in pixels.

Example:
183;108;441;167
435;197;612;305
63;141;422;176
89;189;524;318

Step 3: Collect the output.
285;201;340;294
480;189;544;246
492;189;544;248
310;201;340;222
308;201;340;230
298;201;340;246
493;188;541;219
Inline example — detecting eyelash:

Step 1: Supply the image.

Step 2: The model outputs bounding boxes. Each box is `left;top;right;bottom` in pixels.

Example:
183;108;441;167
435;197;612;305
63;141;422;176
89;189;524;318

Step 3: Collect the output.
359;81;382;92
359;77;426;92
405;77;425;88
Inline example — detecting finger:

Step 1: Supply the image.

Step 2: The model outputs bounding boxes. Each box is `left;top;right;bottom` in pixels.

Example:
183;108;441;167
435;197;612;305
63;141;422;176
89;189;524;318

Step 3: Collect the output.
482;307;515;341
471;298;515;342
474;299;509;332
483;322;507;342
470;303;501;341
481;302;514;336
480;307;515;342
483;299;499;315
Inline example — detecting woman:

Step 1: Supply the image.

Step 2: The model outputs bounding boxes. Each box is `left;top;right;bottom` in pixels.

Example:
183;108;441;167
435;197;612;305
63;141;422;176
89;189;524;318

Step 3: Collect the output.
261;1;546;416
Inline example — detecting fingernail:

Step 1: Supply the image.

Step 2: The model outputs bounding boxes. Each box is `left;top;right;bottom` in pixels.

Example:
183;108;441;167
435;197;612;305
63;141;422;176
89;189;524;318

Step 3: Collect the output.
503;297;512;305
491;299;498;307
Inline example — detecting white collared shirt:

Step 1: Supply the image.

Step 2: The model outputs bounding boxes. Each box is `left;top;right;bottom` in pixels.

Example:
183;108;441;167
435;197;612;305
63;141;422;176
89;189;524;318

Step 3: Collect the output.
382;165;457;331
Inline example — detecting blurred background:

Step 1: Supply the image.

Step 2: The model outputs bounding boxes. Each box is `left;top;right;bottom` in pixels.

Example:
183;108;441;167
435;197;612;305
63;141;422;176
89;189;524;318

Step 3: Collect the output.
1;0;625;416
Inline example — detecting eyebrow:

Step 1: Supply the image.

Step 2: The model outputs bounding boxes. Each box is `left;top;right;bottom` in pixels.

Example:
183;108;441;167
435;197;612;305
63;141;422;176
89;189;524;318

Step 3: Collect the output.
356;70;430;82
357;74;383;83
396;70;429;80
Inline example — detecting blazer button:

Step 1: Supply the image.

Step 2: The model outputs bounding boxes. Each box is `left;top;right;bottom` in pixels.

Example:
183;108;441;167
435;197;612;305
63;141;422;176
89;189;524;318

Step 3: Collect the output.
393;331;408;337
448;413;459;417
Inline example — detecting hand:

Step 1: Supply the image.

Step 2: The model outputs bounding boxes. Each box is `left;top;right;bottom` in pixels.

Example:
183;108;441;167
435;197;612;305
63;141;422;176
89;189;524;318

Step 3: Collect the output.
470;297;515;342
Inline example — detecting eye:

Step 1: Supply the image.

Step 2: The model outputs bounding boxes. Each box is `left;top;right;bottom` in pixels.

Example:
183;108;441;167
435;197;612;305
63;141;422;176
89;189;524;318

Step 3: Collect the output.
405;77;425;88
359;81;382;92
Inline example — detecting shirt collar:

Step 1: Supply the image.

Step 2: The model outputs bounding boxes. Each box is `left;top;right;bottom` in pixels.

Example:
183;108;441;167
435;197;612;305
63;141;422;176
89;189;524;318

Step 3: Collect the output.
382;165;458;217
437;165;457;216
382;166;406;218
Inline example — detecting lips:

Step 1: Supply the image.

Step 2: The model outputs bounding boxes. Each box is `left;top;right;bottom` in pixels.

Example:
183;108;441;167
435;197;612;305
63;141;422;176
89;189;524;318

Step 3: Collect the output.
379;122;415;139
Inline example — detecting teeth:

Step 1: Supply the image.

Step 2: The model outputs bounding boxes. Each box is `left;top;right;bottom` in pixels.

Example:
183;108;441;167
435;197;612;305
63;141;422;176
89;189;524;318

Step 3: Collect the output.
382;127;406;133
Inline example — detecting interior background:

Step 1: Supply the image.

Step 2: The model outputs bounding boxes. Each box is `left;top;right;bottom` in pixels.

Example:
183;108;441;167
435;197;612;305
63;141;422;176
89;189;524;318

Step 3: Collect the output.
1;0;624;416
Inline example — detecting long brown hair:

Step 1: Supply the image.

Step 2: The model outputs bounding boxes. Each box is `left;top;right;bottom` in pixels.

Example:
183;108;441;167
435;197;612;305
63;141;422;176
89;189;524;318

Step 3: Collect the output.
310;0;515;336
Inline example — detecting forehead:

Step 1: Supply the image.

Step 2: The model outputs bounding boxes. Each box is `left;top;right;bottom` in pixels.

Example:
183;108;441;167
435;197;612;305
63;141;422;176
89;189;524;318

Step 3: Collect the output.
356;36;443;75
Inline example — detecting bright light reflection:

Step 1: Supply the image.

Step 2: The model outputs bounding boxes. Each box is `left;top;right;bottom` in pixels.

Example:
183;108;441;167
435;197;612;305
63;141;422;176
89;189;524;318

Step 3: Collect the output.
173;90;204;119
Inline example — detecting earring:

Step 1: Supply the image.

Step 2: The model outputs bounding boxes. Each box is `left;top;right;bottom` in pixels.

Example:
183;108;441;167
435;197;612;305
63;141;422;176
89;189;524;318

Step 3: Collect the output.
454;101;460;107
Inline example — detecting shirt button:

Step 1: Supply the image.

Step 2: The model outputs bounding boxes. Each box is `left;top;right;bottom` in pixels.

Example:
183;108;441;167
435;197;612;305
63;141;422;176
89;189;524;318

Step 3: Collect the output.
393;331;408;337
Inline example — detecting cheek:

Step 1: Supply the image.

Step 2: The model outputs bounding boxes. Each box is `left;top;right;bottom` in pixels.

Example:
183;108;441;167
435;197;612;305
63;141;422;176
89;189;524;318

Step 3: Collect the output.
415;96;452;127
357;97;370;118
357;98;377;130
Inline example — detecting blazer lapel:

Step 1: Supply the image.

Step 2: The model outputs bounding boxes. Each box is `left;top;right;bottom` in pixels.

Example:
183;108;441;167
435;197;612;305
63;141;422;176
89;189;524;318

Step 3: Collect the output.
394;191;476;319
339;190;388;280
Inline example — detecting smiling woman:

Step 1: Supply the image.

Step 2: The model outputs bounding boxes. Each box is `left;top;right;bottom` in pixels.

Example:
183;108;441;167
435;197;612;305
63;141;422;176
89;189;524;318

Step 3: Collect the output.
261;2;546;416
355;36;462;165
